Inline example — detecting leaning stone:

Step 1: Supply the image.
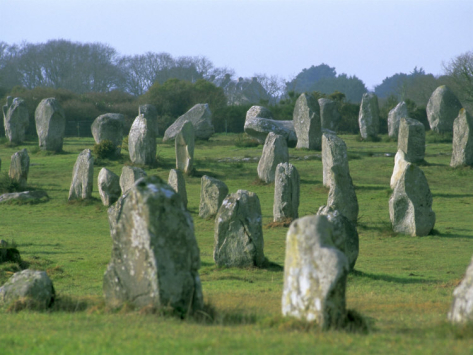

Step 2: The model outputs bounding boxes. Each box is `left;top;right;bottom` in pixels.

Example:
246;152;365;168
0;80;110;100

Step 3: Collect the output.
0;190;48;204
98;168;121;206
103;176;203;313
68;149;94;201
427;85;463;133
448;256;473;324
451;109;473;167
273;163;300;222
139;104;159;137
322;132;349;188
282;215;348;329
119;166;147;194
257;132;289;183
388;101;408;138
168;169;188;209
398;117;425;163
244;115;297;146
91;113;125;156
35;98;66;152
319;98;341;131
293;93;322;150
163;103;214;142
214;190;264;267
175;121;195;175
9;149;29;189
390;150;410;189
3;97;29;144
199;175;229;219
358;93;379;139
327;164;359;224
128;115;156;165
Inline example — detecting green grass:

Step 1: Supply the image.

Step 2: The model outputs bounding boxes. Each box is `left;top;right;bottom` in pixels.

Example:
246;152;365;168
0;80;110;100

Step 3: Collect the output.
1;133;473;353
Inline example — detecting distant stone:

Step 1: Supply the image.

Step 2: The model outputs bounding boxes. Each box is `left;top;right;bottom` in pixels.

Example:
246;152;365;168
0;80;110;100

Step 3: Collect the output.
214;190;264;267
448;256;473;324
199;175;229;219
390;150;410;189
128;115;156;165
91;113;125;156
168;169;188;209
98;168;121;206
398;117;425;163
139;104;159;137
282;215;348;328
68;149;94;201
358;93;379;139
451;109;473;167
119;166;147;194
175;121;195;175
322;132;349;188
0;190;48;204
163;103;214;142
327;163;359;224
293;93;322;150
388;101;408;138
3;97;29;144
9;149;29;189
427;85;463;133
319;98;342;131
273;162;300;222
35;98;66;152
257;132;289;183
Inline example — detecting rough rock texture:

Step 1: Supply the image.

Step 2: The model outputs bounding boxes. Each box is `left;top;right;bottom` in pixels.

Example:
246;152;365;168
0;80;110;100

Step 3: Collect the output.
319;98;341;131
98;168;121;206
388;101;408;138
389;164;435;236
68;149;94;201
175;121;195;175
168;169;188;209
427;85;463;133
199;175;229;219
390;150;410;189
9;149;29;189
358;93;379;139
398;117;425;163
0;190;48;204
273;163;300;222
120;166;147;194
322;132;349;188
213;190;264;267
103;176;203;312
293;93;322;150
257;132;289;183
282;215;348;328
448;256;473;324
0;269;55;309
451;109;473;167
128;115;156;165
246;105;274;121
327;164;359;224
139;104;159;137
163;103;214;142
91;113;125;156
3;97;29;144
35;98;66;152
317;205;359;271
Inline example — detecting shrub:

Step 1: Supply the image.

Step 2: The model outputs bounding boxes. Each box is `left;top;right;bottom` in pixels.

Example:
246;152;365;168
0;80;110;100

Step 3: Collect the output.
93;140;117;159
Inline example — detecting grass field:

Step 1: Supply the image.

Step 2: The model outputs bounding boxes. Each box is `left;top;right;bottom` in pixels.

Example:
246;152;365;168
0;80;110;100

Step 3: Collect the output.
1;133;473;354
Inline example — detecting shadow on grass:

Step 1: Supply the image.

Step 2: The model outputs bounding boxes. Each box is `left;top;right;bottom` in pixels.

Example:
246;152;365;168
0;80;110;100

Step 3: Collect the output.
192;170;224;179
350;270;436;284
354;185;387;191
432;193;473;198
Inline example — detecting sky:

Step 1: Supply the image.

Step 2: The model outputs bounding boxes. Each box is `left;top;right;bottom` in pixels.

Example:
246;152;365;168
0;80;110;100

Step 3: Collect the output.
1;0;472;90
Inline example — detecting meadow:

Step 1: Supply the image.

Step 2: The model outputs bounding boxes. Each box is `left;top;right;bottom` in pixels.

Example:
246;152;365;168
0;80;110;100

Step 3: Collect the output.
1;132;473;354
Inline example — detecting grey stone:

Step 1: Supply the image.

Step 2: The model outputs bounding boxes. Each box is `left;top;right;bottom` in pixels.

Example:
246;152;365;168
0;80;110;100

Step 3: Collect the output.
175;121;195;175
3;97;29;144
327;164;359;224
427;85;463;133
128;115;156;165
398;117;425;163
390;150;410;189
168;169;188;209
448;256;473;324
119;166;147;194
388;101;408;138
98;168;121;206
246;105;274;121
257;132;289;183
358;93;379;139
163;103;214;142
68;149;94;201
273;162;300;222
9;149;29;189
91;113;125;156
214;190;264;267
139;104;158;137
293;93;322;150
199;175;229;219
0;190;48;204
322;132;349;188
35;98;65;152
319;98;341;131
244;115;297;146
451;109;473;167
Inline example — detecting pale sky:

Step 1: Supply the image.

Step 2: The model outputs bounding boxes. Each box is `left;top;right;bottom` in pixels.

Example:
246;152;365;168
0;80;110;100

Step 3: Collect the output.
1;0;472;90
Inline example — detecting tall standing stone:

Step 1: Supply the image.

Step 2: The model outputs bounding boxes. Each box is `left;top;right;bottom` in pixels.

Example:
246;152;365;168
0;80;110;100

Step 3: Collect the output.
293;93;322;150
35;98;66;152
282;215;348;329
128;115;156;165
214;190;264;267
103;176;203;313
139;104;158;137
119;166;147;194
448;256;473;324
358;93;379;139
9;149;29;189
257;132;289;183
175;121;195;175
168;169;188;209
199;175;229;219
327;163;359;224
427;85;463;133
319;98;341;131
273;162;300;222
98;168;121;206
68;149;94;201
163;103;214;142
398;117;425;163
388;101;408;138
451;109;473;167
322;132;349;188
91;113;125;156
3;97;29;144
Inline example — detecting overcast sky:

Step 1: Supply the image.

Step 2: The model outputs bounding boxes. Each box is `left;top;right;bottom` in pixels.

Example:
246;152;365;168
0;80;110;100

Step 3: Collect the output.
2;0;472;90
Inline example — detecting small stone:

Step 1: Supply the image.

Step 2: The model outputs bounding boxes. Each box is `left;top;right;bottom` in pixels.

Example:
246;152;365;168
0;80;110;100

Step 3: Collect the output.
119;166;147;194
273;163;300;222
128;115;156;165
257;132;289;183
322;132;349;188
388;101;408;138
319;98;341;131
91;113;125;156
293;93;322;150
427;85;463;133
9;149;30;189
168;169;188;208
0;190;48;204
451;108;473;167
327;164;359;224
68;149;94;201
398;117;425;163
199;175;229;219
98;168;121;206
175;121;195;175
3;97;29;144
358;93;379;139
35;98;66;152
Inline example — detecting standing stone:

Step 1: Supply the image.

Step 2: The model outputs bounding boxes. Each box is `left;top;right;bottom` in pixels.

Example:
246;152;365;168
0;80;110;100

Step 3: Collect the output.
390;150;410;189
139;104;158;137
427;85;463;133
119;166;147;194
98;168;121;206
389;163;435;236
327;164;359;224
282;215;348;329
448;256;473;324
9;149;29;189
451;109;473;167
128;115;156;165
257;132;289;183
175;121;195;175
3;97;29;144
388;101;408;138
163;103;214;141
273;163;300;222
398;117;425;163
319;98;341;131
358;93;379;139
35;98;66;152
91;113;125;156
103;176;203;313
68;149;94;201
168;169;188;209
214;190;264;267
322;132;349;188
293;93;322;150
199;175;229;219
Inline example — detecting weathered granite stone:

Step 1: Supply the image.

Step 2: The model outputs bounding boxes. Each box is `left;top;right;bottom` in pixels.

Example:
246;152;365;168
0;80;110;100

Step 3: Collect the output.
273;162;300;222
322;132;349;188
91;113;125;156
9;149;29;189
163;103;214;142
390;150;410;189
119;166;147;194
0;269;55;309
98;168;121;206
246;105;274;121
389;163;435;236
257;132;289;183
103;176;203;313
398;117;425;163
448;256;473;324
199;175;229;219
168;169;188;209
293;93;322;150
427;85;463;133
214;190;264;267
35;98;65;152
451;109;473;167
128;115;156;165
244;115;297;146
68;149;94;201
327;164;359;224
3;97;29;144
319;98;341;131
139;104;158;137
358;93;379;139
0;190;49;204
282;215;348;328
175;121;195;175
388;101;408;138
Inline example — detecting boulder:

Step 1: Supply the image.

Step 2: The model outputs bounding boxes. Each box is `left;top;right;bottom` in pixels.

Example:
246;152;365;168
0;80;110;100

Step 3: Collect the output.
98;168;121;206
327;164;359;224
35;98;66;152
398;117;425;163
163;103;214;142
139;104;159;137
282;215;348;328
9;149;29;189
168;169;188;209
3;97;29;144
427;85;463;133
358;93;379;139
128;115;156;165
0;190;48;204
68;149;94;201
448;256;473;324
322;132;349;188
273;162;300;222
451;109;473;167
246;105;274;120
214;190;264;267
119;166;147;194
175;121;195;175
319;98;341;131
293;93;322;150
257;132;289;183
103;176;203;313
199;175;229;219
388;101;408;138
91;113;125;156
390;150;410;189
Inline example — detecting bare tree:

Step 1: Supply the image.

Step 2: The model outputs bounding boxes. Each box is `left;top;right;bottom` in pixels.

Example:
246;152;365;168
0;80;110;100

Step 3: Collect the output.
253;73;286;103
443;51;473;106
